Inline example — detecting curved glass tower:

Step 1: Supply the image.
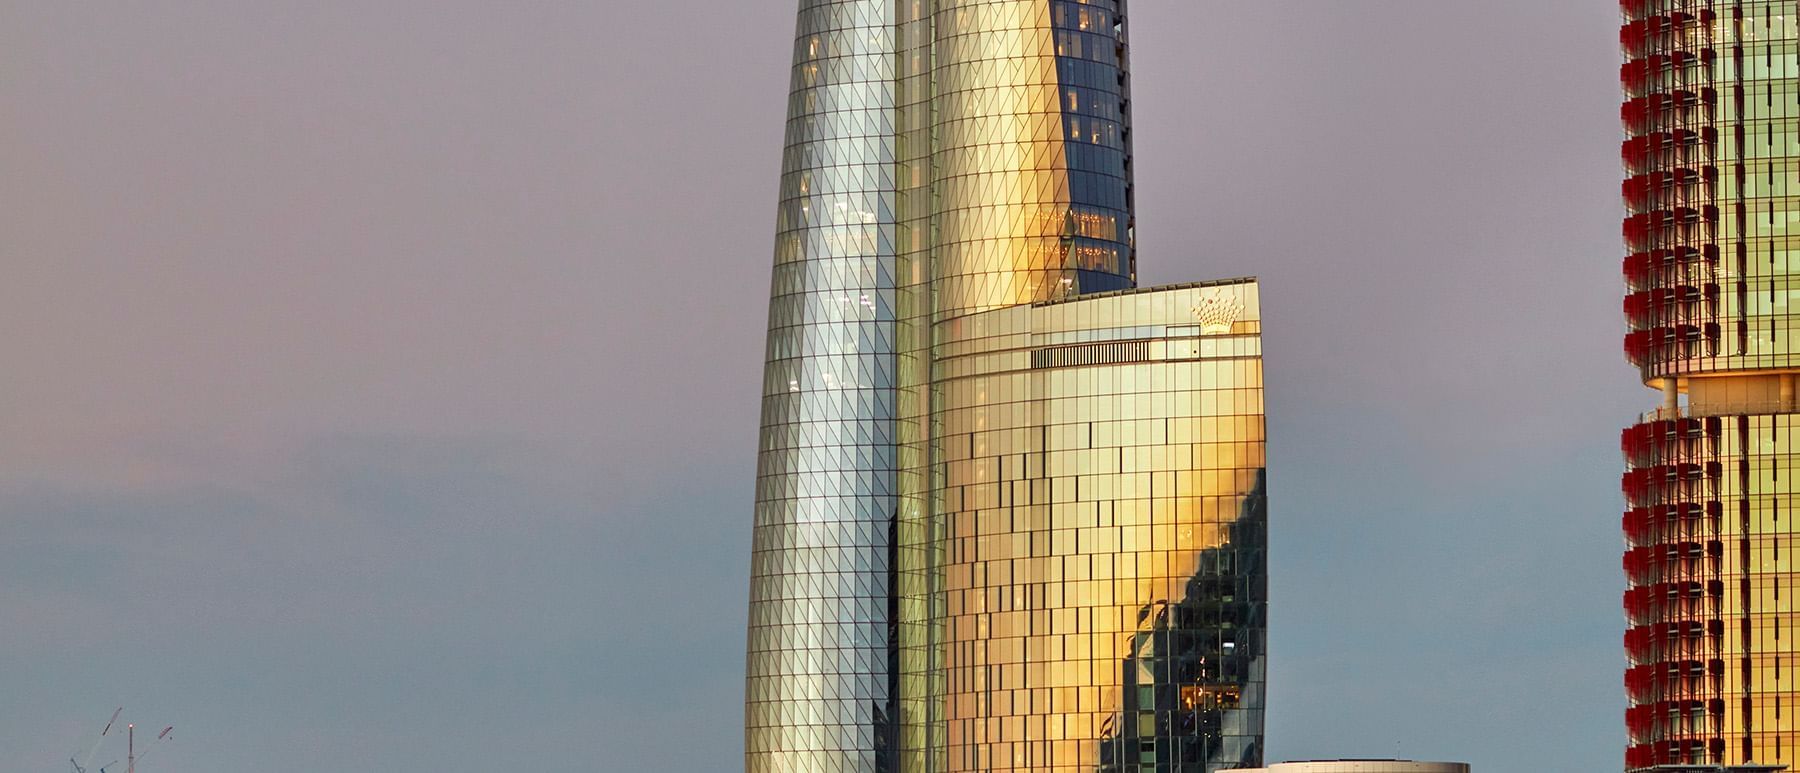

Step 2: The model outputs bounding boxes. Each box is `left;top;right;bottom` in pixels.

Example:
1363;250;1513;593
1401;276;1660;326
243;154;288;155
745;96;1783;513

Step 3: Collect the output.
926;0;1137;315
920;282;1268;771
1618;1;1800;769
749;2;1268;771
745;3;899;771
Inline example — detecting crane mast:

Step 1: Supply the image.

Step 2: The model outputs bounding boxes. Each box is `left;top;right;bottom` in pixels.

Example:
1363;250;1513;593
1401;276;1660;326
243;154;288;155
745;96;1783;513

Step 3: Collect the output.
67;710;171;773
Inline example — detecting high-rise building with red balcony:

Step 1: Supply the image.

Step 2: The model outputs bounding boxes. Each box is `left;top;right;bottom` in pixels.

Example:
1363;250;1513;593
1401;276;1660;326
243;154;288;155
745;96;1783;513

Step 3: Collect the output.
1620;1;1800;769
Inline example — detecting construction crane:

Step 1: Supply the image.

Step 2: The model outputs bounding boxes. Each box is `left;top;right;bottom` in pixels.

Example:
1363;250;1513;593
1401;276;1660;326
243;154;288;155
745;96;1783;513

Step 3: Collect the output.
127;725;176;771
67;709;173;773
70;708;122;773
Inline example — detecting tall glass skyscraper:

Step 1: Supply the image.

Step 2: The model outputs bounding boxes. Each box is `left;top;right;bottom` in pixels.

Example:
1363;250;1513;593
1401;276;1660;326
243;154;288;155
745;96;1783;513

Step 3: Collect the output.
749;3;1268;771
1619;1;1800;769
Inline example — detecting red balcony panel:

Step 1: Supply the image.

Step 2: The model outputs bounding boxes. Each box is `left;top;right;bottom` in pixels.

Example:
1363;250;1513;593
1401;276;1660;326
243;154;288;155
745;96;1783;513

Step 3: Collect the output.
1667;541;1707;561
1622;167;1712;206
1625;547;1656;582
1627;662;1707;704
1656;619;1707;641
1627;416;1706;457
1626;245;1712;278
1622;466;1658;501
1625;286;1711;327
1625;508;1653;543
1622;95;1666;132
1667;580;1705;599
1655;739;1707;764
1676;501;1707;522
1625;503;1714;541
1622;50;1716;94
1654;699;1707;718
1636;207;1712;230
1625;329;1657;365
1622;423;1650;455
1622;89;1711;132
1627;704;1657;738
1625;292;1654;325
1625;586;1654;621
1626;663;1655;698
1622;13;1700;47
1623;129;1716;171
1623;244;1715;287
1623;169;1658;204
1626;624;1657;661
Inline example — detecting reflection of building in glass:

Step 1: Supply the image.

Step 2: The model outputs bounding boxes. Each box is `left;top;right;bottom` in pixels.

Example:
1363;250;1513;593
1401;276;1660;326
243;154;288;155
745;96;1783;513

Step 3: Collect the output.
745;1;1269;771
1618;2;1800;770
1100;469;1266;771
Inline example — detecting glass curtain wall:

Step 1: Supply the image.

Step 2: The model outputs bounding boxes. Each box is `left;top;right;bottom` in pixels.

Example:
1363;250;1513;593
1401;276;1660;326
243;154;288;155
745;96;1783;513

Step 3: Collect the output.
897;0;1140;769
928;282;1267;772
1620;1;1800;769
750;2;1264;772
746;2;900;771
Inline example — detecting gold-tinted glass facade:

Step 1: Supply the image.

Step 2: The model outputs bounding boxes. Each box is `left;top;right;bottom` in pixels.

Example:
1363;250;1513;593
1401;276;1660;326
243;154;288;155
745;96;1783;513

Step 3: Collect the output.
752;2;1267;771
892;2;1148;770
920;281;1267;771
928;0;1137;315
1620;2;1800;769
1626;413;1800;767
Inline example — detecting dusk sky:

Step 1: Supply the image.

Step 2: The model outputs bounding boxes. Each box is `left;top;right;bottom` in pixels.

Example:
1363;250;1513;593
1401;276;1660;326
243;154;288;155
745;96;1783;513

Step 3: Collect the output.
2;2;1631;771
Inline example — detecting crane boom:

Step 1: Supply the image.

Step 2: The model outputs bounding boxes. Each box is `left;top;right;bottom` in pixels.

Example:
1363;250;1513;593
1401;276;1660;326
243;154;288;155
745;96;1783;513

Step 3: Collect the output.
71;709;176;773
79;707;125;773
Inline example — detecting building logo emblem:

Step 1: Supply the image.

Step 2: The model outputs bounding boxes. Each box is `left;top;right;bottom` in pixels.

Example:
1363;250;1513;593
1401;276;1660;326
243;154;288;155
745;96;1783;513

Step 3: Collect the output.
1191;290;1243;335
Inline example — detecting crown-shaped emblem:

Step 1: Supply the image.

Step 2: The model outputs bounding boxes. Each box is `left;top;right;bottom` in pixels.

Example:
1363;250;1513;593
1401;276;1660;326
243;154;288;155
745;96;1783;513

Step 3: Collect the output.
1190;290;1244;335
